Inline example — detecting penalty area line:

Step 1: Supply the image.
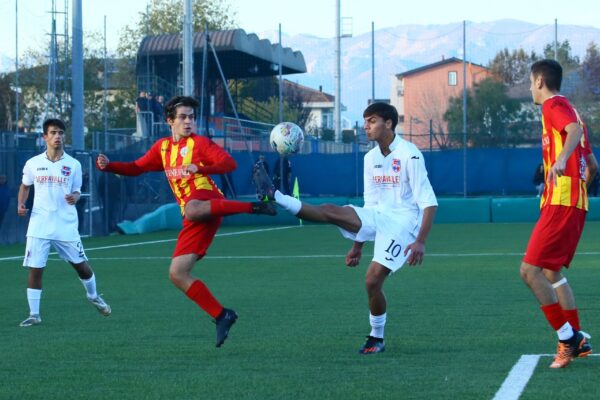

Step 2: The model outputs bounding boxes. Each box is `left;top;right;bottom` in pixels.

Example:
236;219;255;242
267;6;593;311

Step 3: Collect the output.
493;353;600;400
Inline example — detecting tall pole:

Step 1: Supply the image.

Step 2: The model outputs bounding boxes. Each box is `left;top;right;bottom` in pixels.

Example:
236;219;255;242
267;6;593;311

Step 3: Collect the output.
278;23;283;123
371;21;375;103
183;0;194;96
462;20;467;197
71;0;84;150
334;0;341;142
199;25;208;133
145;3;150;92
554;19;558;60
14;0;19;136
103;15;108;135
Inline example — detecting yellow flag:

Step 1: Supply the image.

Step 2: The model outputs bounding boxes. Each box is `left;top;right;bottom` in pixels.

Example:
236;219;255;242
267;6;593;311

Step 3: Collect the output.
293;177;300;199
293;177;302;226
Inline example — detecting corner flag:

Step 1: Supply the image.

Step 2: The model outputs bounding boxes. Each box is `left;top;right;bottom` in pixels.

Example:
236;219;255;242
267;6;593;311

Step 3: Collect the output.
293;177;302;226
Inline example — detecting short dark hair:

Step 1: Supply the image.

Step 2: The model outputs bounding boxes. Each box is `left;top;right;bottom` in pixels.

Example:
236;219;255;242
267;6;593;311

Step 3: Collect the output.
164;96;200;121
42;118;66;135
531;59;563;91
363;102;398;130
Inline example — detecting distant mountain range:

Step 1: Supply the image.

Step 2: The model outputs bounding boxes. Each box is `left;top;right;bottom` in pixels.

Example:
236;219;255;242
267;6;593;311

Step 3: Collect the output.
0;54;15;73
2;19;598;123
256;19;600;123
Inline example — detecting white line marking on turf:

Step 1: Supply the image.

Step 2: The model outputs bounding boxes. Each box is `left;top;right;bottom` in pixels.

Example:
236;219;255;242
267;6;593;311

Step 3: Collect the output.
493;354;600;400
47;255;347;261
3;247;600;262
0;226;300;262
2;223;599;262
428;252;600;257
492;355;540;400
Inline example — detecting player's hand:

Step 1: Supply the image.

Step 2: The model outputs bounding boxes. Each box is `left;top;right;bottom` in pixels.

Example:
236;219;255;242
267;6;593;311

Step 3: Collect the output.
548;157;566;186
185;164;199;174
17;203;28;217
404;240;425;266
96;154;110;170
65;192;80;205
345;247;362;267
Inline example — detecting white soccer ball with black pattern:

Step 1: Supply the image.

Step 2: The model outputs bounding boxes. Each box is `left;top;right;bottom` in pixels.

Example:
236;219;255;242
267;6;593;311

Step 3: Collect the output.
270;122;304;155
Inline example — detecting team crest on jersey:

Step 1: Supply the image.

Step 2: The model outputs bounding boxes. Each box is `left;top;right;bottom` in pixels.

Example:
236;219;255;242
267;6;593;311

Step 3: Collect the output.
392;159;401;173
179;147;189;158
61;166;72;176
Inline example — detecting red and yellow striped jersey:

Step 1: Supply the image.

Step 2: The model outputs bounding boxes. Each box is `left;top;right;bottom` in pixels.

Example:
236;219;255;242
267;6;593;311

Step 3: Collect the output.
540;96;593;210
104;133;236;213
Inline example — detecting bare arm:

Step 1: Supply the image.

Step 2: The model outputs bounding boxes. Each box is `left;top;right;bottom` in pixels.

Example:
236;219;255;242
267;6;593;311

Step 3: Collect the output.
404;205;437;266
17;184;30;216
586;153;598;187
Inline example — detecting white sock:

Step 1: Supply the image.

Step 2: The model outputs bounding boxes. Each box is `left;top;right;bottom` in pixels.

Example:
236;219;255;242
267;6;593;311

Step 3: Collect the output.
80;274;98;299
27;288;42;316
274;190;302;215
557;322;574;341
369;312;387;339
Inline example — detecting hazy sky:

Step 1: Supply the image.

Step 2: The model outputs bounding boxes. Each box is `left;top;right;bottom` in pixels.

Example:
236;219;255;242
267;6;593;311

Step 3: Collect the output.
1;0;599;61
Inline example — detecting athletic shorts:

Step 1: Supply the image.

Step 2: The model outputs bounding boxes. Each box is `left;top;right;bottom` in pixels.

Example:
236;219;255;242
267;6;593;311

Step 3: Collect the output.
173;216;222;258
338;205;419;272
172;189;225;258
523;205;586;271
23;237;87;268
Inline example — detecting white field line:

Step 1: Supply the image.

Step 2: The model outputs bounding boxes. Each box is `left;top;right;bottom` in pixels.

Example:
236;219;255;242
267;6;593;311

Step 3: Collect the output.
0;226;299;262
4;249;600;262
1;224;599;262
493;354;600;400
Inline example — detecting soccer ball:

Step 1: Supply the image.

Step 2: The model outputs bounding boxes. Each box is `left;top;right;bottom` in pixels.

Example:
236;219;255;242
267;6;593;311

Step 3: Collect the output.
270;122;304;155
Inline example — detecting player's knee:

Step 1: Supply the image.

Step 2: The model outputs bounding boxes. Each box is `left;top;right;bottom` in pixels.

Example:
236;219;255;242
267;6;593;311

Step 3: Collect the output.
365;274;382;293
519;263;536;284
168;267;185;287
184;201;210;222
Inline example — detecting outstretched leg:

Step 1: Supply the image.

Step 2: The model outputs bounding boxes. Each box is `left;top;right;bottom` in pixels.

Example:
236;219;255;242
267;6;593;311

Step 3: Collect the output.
184;198;276;222
253;162;359;231
292;200;362;234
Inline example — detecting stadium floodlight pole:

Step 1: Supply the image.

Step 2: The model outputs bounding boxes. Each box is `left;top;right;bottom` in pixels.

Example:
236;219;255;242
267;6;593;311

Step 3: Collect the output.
14;0;19;141
462;20;467;198
207;38;247;196
371;21;375;103
145;3;150;93
71;0;84;150
103;15;108;137
554;19;558;60
278;23;283;124
183;0;194;96
199;26;208;135
334;0;341;142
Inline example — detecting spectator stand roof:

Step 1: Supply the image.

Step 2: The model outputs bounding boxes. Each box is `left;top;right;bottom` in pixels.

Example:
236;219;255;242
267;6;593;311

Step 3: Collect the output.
137;29;307;83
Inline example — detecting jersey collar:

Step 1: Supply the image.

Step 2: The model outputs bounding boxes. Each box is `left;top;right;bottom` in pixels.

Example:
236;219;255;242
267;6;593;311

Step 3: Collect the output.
388;134;401;151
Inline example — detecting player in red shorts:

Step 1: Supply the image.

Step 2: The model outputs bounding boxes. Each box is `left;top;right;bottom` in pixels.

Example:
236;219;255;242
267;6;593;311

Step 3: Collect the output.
520;59;598;368
96;96;276;347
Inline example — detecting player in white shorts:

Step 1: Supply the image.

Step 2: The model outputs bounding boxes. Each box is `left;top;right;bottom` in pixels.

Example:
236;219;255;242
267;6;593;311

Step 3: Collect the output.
17;118;111;327
253;102;437;354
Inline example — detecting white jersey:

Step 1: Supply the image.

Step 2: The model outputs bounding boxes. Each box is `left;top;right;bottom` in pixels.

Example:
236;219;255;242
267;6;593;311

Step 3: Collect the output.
363;135;437;218
22;152;82;241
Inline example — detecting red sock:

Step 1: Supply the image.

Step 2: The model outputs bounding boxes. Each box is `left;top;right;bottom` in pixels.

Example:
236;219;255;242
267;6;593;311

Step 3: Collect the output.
185;280;223;318
541;302;568;331
209;199;252;216
563;308;581;331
